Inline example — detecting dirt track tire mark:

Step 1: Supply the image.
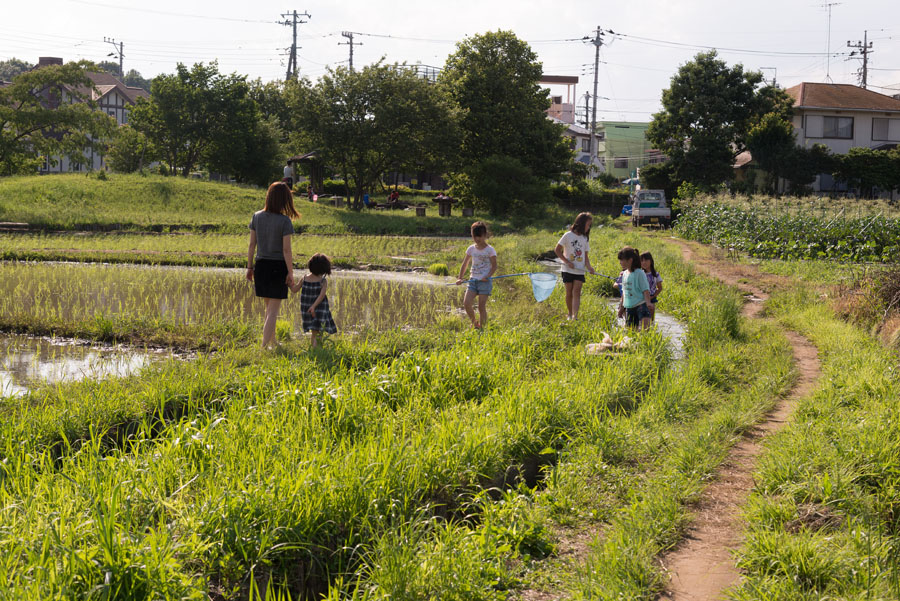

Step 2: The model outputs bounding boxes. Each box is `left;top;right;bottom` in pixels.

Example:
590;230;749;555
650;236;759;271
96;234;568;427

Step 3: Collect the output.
657;237;821;601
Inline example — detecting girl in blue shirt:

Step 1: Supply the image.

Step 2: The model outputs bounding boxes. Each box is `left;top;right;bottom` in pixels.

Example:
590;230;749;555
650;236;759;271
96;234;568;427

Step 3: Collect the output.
616;246;652;330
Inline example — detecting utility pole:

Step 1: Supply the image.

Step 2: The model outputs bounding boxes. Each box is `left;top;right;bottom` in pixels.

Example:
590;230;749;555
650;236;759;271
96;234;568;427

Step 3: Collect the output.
761;66;777;87
847;30;874;89
103;37;124;78
588;26;603;178
279;10;311;81
581;92;591;129
339;31;362;71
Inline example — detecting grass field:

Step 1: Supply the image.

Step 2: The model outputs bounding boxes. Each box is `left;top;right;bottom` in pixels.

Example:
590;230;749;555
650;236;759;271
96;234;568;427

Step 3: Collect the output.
0;173;580;235
1;176;898;599
0;224;798;599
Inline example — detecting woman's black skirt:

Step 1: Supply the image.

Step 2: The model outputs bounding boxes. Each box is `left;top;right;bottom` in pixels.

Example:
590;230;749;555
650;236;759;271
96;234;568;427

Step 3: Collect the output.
254;258;289;299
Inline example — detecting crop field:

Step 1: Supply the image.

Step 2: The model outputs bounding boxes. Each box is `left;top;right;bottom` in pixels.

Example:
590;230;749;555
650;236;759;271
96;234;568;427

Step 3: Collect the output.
0;232;470;269
676;201;900;262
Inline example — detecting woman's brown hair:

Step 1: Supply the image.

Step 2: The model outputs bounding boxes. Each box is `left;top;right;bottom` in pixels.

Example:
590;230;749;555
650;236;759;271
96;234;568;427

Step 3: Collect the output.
264;181;300;218
617;246;641;272
571;212;593;239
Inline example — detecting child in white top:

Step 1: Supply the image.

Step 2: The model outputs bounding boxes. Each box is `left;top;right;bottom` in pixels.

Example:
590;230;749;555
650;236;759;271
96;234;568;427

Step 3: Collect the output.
456;221;497;329
554;212;596;320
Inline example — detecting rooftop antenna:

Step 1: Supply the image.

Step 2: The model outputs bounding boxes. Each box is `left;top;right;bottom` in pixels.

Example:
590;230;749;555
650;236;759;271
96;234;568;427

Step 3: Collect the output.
819;2;841;82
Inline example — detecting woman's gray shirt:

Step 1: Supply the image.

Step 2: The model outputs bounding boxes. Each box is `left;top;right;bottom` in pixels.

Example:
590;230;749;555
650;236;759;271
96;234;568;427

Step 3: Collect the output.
250;211;294;261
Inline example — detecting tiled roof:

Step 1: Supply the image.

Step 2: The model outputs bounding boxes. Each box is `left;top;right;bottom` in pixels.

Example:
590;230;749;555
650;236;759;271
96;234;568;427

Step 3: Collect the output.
786;83;900;112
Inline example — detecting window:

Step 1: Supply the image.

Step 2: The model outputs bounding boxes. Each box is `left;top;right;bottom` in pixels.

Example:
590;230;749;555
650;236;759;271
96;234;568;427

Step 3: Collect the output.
823;116;853;139
596;132;605;141
873;118;900;141
614;157;627;168
551;95;562;105
581;138;591;152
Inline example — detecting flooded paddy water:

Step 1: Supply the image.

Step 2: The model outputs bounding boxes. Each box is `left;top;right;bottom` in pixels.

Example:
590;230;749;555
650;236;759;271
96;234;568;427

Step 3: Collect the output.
0;334;155;396
0;262;688;393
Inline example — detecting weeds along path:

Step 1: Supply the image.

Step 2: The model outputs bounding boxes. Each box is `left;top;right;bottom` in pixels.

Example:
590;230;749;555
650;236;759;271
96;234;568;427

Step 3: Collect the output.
658;237;821;601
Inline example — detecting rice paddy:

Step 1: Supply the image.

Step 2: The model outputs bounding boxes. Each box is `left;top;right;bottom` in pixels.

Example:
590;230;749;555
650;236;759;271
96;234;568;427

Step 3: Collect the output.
0;174;896;599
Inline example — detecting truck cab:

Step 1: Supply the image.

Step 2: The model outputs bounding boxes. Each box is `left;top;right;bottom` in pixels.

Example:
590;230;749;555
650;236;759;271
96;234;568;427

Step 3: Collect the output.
630;190;671;228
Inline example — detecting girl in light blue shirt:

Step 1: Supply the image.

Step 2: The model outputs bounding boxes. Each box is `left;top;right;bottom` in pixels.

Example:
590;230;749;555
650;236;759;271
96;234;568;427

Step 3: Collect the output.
616;246;652;330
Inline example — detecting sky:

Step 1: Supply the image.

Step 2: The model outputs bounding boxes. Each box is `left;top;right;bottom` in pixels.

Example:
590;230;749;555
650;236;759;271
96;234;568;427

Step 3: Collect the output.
3;0;899;123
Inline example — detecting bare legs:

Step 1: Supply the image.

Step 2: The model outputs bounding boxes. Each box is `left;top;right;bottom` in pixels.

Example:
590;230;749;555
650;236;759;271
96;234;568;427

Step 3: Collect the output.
564;280;584;320
310;329;319;348
463;290;488;328
262;297;282;348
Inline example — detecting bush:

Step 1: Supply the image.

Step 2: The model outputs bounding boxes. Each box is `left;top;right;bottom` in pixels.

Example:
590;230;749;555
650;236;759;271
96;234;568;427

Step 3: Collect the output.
468;155;550;216
323;179;349;196
427;263;449;276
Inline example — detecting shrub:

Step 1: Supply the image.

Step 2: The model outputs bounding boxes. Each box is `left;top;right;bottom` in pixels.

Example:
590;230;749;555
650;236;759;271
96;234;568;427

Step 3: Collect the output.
468;155;550;216
427;263;449;276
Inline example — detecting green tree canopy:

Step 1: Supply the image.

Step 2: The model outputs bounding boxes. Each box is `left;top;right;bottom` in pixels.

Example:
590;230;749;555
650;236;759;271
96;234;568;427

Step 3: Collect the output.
746;112;797;193
647;51;793;190
129;61;276;181
106;124;158;173
123;69;152;92
438;30;570;180
293;62;460;209
0;58;33;82
0;60;115;175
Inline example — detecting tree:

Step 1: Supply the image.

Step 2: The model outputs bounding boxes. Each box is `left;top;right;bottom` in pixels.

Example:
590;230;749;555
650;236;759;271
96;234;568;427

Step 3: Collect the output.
833;147;897;198
129;62;268;179
746;112;797;193
123;69;152;92
469;155;548;215
0;58;33;82
0;60;115;175
294;62;460;210
96;60;122;78
106;124;157;173
439;31;571;181
647;51;793;190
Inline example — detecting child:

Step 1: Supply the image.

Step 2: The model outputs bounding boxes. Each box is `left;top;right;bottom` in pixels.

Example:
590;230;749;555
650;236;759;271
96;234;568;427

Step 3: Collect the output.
640;251;663;322
555;212;596;320
456;221;497;329
617;246;652;330
290;253;337;348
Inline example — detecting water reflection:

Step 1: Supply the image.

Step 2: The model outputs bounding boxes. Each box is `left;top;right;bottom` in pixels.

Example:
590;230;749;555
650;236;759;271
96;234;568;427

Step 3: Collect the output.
0;335;152;396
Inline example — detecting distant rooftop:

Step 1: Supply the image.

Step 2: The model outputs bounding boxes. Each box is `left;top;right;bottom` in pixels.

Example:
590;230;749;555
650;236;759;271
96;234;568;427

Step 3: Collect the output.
786;82;900;112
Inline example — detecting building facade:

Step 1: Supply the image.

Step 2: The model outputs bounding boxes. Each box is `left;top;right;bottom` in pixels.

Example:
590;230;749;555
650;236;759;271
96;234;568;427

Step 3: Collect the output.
33;58;150;173
595;121;665;179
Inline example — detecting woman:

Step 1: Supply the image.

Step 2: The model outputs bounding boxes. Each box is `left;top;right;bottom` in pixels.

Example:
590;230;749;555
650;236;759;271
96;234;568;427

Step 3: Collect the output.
247;181;300;348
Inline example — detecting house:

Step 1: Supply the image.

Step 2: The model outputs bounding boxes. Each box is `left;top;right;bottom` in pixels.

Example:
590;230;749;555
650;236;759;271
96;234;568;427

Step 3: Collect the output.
31;57;150;173
785;82;900;191
541;75;578;125
548;116;599;170
595;121;665;179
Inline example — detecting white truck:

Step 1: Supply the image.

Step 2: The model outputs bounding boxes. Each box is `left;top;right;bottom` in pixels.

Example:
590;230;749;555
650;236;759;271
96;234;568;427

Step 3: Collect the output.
630;189;671;228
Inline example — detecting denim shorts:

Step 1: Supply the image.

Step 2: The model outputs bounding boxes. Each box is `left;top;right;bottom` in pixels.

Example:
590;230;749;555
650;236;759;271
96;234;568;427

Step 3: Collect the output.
467;279;493;295
625;303;651;327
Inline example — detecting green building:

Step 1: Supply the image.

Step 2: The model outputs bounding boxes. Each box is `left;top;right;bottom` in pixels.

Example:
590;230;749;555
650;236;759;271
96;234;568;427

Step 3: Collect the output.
596;121;665;180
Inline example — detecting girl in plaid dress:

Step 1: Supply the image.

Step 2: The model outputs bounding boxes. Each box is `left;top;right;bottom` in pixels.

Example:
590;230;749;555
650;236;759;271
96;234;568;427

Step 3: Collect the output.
290;253;337;348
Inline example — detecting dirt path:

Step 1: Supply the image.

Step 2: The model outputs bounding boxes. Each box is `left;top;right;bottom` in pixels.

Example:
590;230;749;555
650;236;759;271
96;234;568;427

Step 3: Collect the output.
658;237;821;601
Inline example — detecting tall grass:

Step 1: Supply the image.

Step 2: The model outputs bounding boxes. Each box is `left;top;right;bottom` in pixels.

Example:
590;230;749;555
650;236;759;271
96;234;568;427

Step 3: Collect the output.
731;289;900;600
0;227;796;599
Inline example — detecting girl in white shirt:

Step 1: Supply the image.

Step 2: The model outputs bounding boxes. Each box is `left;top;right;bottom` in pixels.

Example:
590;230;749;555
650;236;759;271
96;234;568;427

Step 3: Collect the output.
554;212;596;320
456;221;497;329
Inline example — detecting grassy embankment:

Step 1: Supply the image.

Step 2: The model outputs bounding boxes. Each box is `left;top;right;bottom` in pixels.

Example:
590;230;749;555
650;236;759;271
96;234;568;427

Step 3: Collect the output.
0;227;795;600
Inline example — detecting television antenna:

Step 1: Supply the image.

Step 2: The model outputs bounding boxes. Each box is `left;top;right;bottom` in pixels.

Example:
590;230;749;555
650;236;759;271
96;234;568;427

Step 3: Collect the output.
818;2;842;82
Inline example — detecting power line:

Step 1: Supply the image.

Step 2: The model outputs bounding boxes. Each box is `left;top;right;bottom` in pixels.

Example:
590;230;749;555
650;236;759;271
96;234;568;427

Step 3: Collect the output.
279;10;311;81
69;0;277;24
606;29;850;57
